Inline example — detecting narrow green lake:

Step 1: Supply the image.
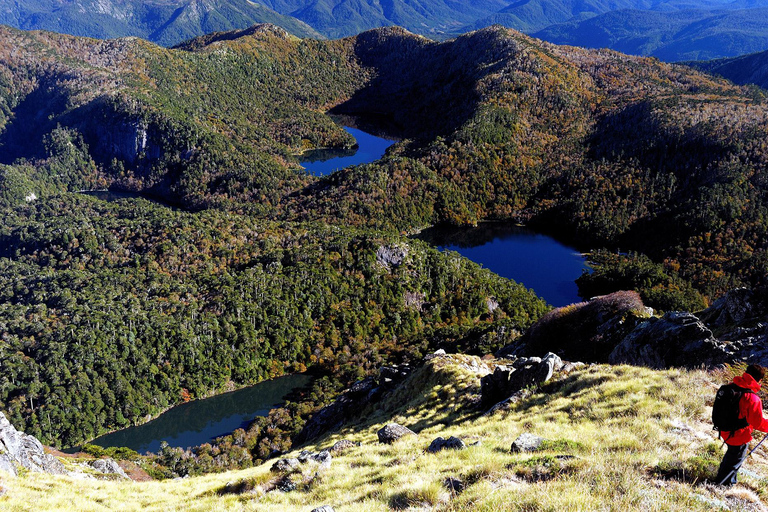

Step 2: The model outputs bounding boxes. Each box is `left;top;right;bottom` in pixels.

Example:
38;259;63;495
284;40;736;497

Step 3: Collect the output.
88;374;311;454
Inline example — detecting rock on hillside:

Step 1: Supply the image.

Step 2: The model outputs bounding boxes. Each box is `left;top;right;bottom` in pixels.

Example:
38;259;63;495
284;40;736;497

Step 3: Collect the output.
0;412;66;476
502;287;768;369
608;312;730;368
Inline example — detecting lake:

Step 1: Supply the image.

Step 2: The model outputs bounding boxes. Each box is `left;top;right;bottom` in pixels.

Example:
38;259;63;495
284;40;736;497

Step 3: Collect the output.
87;373;311;454
417;223;589;307
300;126;396;175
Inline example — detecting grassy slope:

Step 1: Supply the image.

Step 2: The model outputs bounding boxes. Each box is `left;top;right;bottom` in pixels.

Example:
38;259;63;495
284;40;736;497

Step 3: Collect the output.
2;356;764;511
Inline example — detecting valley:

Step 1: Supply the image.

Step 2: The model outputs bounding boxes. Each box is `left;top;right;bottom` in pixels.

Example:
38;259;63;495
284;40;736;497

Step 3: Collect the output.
1;20;768;509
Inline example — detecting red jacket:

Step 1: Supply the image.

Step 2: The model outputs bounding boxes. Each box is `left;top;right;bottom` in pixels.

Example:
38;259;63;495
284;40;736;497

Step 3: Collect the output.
722;373;768;446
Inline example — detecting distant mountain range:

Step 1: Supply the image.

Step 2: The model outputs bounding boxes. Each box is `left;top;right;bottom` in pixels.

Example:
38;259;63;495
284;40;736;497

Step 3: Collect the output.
533;7;768;61
0;0;322;45
3;0;768;60
687;48;768;88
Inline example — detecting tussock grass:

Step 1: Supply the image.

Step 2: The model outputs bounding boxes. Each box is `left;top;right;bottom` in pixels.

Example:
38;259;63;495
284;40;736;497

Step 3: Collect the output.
1;356;766;511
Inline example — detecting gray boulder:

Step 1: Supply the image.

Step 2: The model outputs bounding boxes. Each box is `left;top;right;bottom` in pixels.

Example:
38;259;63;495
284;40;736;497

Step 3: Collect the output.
608;312;731;368
427;436;466;453
310;450;332;470
90;458;129;479
377;423;417;444
0;412;66;476
271;457;301;473
329;439;359;454
481;354;562;407
510;433;547;453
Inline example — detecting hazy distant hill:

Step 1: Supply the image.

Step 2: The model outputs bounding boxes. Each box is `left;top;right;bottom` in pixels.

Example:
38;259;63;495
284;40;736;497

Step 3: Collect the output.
5;0;768;58
688;49;768;88
253;0;511;38
1;0;322;45
462;0;768;33
533;7;768;61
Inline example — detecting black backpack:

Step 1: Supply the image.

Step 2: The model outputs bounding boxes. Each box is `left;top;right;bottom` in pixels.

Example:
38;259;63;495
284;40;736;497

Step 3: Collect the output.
712;383;754;434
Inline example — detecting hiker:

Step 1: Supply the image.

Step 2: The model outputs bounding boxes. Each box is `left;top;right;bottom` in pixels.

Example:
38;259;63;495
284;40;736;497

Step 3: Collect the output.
715;364;768;486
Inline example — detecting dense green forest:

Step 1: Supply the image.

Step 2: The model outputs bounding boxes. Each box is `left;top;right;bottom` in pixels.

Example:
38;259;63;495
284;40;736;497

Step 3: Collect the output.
0;194;546;448
3;24;768;471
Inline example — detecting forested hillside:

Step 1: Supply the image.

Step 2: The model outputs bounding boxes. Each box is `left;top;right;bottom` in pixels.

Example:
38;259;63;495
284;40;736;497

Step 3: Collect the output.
688;49;768;89
3;24;768;452
0;194;546;447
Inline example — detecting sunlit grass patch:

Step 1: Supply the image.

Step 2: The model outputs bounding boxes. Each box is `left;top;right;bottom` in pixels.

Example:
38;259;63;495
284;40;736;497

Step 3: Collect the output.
2;360;765;511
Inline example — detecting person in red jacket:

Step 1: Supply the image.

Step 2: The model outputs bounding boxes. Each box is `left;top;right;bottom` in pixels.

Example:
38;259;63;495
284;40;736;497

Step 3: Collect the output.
716;364;768;486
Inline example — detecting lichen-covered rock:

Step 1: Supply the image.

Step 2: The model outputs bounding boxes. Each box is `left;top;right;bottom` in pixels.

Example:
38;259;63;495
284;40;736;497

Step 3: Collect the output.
311;450;332;470
376;245;408;268
90;458;129;479
329;439;359;453
511;433;547;453
270;457;300;473
377;423;416;444
427;436;466;453
608;312;731;368
0;412;66;476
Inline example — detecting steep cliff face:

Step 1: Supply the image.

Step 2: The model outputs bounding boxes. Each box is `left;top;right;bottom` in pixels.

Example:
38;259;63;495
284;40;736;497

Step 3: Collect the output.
0;412;66;476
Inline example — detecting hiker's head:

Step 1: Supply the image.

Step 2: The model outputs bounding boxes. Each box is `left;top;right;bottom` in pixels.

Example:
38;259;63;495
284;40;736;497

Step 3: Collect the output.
746;364;766;383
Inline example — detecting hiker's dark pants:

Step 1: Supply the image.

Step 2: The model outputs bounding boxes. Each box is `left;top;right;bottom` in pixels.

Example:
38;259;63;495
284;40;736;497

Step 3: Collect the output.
716;443;748;485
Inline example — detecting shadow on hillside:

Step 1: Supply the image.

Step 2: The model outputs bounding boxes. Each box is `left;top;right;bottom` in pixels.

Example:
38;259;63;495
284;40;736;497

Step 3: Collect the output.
330;28;509;141
0;76;70;163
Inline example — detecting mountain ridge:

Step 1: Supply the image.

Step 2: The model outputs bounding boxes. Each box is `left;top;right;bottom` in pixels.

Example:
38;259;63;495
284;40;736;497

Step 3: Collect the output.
0;0;323;45
687;48;768;88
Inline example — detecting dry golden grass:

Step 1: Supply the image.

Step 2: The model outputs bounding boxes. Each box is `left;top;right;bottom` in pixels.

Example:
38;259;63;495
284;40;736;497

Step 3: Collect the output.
1;356;767;511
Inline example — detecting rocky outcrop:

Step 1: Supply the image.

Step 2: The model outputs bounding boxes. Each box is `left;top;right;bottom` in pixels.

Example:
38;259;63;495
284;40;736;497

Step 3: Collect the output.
272;449;333;473
89;458;129;479
608;312;731;368
481;353;564;407
377;423;417;444
699;287;768;328
296;364;413;444
376;245;408;268
0;412;66;476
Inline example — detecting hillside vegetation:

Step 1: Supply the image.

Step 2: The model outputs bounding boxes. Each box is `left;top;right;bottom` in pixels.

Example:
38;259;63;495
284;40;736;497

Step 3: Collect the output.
688;49;768;90
2;357;764;511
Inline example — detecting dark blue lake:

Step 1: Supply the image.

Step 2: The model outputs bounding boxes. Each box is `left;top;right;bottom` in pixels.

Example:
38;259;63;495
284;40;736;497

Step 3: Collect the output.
417;224;589;307
87;374;311;454
300;126;396;175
